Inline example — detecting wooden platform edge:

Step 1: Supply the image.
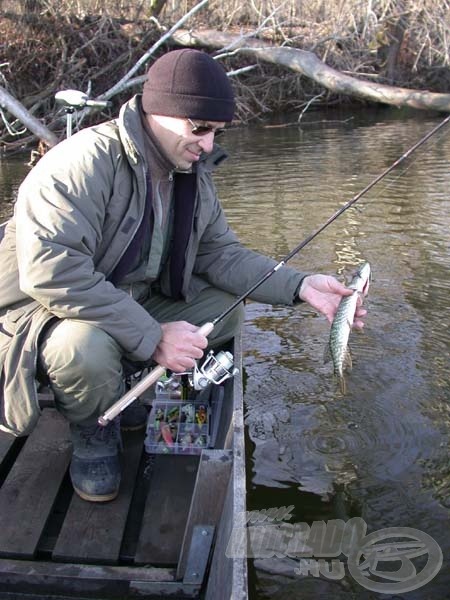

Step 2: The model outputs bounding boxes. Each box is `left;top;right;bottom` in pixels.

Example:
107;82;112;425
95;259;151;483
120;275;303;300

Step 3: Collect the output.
205;331;248;600
0;558;206;599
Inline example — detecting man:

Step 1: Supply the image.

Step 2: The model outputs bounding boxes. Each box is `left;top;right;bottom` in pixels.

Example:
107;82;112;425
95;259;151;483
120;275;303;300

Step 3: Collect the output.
0;49;366;502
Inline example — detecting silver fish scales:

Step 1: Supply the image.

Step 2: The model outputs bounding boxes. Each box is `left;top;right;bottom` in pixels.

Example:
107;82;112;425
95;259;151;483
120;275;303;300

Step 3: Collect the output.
326;262;371;394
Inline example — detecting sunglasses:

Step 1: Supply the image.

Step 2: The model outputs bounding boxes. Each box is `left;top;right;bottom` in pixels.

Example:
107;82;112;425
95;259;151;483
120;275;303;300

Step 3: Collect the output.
187;118;225;137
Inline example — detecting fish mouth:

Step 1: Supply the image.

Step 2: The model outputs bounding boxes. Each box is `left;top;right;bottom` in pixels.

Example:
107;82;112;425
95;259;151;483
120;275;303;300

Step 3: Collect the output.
362;277;370;295
357;262;371;295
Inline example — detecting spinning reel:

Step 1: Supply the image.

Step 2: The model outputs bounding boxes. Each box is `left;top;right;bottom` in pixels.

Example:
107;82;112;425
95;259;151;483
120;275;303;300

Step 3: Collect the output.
192;349;239;390
155;349;239;397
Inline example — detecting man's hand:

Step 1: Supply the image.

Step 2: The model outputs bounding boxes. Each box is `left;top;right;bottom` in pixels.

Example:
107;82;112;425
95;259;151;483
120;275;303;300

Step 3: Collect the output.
151;321;208;372
299;274;367;329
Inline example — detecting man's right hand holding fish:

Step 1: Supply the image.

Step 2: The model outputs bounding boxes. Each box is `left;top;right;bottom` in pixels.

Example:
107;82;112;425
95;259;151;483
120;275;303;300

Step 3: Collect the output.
298;273;368;328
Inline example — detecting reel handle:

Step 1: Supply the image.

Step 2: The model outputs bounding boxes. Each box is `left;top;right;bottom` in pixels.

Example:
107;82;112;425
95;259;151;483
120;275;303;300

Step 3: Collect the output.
97;321;214;426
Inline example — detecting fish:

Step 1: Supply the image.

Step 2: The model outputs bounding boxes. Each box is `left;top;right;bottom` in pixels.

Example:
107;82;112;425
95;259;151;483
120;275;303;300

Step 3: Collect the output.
325;262;371;394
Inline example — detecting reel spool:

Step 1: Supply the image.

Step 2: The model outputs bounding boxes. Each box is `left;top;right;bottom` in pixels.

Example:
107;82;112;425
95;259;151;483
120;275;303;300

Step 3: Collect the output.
193;349;239;390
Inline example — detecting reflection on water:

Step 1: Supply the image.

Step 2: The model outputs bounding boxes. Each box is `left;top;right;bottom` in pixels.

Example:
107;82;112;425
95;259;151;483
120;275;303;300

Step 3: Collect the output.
1;108;449;598
214;108;450;598
0;155;30;221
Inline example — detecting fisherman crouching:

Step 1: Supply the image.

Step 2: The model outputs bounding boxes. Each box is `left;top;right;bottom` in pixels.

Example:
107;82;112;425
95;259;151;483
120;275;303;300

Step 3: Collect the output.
0;49;366;502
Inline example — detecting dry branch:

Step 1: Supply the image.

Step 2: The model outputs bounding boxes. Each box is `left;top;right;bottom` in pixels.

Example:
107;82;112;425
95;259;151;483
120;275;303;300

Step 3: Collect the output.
173;29;450;113
0;85;58;148
2;3;449;153
99;0;209;100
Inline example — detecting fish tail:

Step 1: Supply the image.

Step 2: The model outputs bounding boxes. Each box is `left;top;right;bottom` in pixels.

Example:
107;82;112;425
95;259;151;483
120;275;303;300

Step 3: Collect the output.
343;347;352;372
339;374;347;395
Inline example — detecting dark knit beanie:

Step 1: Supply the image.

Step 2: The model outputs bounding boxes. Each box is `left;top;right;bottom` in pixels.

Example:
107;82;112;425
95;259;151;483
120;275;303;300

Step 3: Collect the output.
142;49;235;122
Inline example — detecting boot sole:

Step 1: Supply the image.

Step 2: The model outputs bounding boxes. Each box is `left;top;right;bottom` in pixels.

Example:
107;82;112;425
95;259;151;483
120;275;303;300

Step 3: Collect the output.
73;486;119;503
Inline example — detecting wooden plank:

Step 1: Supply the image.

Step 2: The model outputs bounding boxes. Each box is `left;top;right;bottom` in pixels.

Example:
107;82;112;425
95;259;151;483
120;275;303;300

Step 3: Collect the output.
52;430;144;564
0;430;23;498
0;430;16;465
134;454;199;565
37;386;56;408
177;449;232;579
118;451;152;563
0;409;71;558
0;557;180;599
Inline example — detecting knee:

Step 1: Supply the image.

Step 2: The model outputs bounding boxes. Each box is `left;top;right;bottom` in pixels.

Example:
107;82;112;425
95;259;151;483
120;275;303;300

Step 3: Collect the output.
39;320;122;383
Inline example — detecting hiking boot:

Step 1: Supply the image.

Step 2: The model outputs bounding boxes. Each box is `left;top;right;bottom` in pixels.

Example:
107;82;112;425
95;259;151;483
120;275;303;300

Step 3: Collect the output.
120;401;149;431
69;419;121;502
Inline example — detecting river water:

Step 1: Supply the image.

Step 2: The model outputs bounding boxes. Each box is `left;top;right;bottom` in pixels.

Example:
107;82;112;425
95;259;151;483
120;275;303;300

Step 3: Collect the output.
1;107;449;598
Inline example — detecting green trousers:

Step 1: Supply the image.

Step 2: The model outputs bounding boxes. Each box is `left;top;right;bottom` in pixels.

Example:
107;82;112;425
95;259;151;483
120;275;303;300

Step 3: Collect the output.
38;287;244;424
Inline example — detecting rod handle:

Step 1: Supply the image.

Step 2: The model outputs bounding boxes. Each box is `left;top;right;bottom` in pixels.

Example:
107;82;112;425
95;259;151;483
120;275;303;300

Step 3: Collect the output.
97;322;214;426
197;321;214;336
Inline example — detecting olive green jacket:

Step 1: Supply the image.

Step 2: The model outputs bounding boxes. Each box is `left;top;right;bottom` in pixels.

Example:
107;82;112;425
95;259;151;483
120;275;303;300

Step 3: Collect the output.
0;95;304;435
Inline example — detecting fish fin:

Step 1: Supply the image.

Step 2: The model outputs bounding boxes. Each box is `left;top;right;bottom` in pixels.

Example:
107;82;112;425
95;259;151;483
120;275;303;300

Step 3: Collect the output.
324;343;332;364
343;347;353;372
339;375;347;395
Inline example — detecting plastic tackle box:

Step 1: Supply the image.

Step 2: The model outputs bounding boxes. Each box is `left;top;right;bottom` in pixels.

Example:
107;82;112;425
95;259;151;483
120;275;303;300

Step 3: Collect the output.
144;399;211;455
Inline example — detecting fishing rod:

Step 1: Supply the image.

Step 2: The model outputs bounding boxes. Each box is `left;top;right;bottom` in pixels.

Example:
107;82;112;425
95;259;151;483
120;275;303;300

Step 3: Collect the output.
98;113;450;426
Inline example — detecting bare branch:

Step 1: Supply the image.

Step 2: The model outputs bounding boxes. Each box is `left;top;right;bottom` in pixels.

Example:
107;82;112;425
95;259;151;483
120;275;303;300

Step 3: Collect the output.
98;0;209;100
0;85;58;147
173;29;450;113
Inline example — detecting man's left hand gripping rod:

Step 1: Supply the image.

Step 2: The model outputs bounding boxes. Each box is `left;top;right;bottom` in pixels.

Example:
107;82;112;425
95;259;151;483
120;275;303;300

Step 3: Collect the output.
97;322;214;426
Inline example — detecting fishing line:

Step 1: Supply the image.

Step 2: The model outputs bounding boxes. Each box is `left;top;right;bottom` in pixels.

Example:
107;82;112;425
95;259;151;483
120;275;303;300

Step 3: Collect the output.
358;121;450;199
99;112;450;425
212;113;450;326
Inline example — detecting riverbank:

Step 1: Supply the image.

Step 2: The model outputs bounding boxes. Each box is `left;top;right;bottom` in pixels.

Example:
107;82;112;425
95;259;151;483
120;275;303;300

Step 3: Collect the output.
1;0;449;152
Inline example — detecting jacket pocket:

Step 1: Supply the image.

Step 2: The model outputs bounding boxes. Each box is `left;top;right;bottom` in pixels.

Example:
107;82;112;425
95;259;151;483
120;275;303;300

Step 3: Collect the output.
0;308;25;360
1;306;26;333
0;303;48;436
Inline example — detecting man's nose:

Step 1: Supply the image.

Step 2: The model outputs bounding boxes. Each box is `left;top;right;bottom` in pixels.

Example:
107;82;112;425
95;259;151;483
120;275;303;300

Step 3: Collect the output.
197;132;215;153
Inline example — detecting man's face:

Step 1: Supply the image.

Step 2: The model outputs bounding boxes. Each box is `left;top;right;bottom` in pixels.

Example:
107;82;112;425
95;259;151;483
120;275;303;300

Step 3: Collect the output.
147;115;226;170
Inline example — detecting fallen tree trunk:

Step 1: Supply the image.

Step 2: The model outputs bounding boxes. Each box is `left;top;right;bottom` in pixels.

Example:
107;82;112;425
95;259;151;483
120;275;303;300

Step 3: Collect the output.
0;85;59;148
173;29;450;113
3;22;449;153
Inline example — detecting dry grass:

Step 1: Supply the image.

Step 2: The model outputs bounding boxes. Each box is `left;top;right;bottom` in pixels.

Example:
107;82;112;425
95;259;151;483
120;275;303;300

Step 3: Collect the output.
1;0;449;148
